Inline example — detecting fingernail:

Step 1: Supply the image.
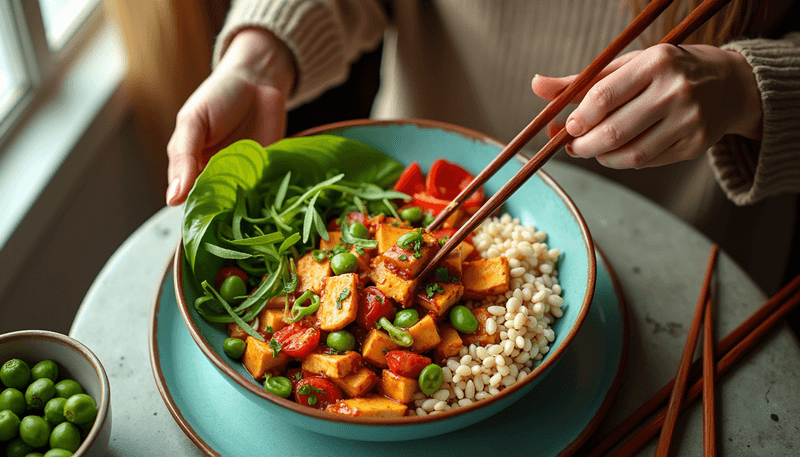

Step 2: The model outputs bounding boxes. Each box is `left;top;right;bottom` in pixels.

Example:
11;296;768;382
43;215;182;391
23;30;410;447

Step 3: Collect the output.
166;178;181;205
566;119;583;136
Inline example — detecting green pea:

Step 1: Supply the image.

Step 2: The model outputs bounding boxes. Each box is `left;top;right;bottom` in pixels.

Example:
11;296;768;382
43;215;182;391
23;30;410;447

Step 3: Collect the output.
263;375;292;398
0;409;20;441
219;275;247;304
400;206;423;223
63;394;96;425
396;231;423;249
54;380;83;399
49;422;81;453
43;450;74;457
393;309;419;328
422;213;435;227
31;360;59;383
330;252;358;275
1;387;26;416
5;438;32;457
25;453;46;457
350;222;369;240
19;415;50;448
1;359;31;390
449;305;479;334
223;338;246;359
326;330;356;352
44;397;67;425
25;378;56;410
418;364;443;396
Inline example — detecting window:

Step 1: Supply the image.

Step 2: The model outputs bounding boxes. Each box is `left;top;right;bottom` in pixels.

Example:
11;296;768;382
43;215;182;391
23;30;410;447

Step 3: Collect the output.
0;0;101;147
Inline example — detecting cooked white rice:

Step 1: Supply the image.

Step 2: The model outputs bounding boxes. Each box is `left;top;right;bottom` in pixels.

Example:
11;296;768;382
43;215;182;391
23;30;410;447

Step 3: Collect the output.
411;213;564;415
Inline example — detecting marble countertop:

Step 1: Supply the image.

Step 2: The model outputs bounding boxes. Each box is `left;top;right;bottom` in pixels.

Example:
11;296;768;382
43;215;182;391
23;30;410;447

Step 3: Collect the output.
70;160;800;456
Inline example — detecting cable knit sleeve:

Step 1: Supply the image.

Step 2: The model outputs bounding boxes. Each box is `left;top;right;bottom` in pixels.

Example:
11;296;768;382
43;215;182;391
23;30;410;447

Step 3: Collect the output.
213;0;388;109
708;32;800;205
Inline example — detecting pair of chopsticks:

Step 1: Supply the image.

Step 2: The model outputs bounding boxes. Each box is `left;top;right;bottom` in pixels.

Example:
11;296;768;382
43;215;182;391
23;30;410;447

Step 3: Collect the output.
416;0;733;279
584;265;800;456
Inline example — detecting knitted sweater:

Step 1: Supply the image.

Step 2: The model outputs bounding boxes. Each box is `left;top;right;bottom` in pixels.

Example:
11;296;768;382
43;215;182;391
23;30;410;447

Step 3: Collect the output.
211;0;800;291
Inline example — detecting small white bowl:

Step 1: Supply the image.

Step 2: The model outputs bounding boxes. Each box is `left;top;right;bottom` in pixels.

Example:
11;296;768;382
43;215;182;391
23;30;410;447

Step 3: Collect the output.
0;330;111;457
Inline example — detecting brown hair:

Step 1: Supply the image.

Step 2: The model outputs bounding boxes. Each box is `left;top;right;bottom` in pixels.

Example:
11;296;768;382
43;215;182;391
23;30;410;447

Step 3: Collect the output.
628;0;759;46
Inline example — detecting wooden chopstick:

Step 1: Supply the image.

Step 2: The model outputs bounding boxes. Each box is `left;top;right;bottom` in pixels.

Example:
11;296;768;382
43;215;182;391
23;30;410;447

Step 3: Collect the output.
423;0;678;234
703;285;717;456
584;272;800;457
417;0;734;279
610;285;800;456
654;245;718;456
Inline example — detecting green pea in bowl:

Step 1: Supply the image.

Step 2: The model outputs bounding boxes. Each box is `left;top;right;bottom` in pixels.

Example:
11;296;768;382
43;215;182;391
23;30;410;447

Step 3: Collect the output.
0;330;111;456
173;119;596;441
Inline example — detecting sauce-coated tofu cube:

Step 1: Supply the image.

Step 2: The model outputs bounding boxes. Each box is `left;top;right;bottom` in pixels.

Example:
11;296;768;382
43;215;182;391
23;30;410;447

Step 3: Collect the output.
242;336;290;380
330;367;380;398
382;232;439;277
367;258;420;307
361;329;400;368
381;370;419;404
434;323;464;364
416;281;464;316
408;314;441;353
318;273;359;331
462;257;510;300
296;251;332;294
301;351;361;378
376;224;414;254
326;395;408;417
436;245;464;278
460;307;500;346
256;308;288;335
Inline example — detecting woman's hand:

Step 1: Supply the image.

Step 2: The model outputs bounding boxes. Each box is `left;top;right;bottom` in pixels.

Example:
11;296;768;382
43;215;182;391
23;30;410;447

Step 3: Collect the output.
166;28;296;206
531;44;762;169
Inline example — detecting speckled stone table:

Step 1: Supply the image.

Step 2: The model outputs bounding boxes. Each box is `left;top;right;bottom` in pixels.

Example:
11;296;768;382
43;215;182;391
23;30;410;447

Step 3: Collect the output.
70;160;800;456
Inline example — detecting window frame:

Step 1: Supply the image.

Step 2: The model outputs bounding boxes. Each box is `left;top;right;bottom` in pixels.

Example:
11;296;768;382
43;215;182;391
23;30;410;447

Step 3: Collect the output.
0;0;103;149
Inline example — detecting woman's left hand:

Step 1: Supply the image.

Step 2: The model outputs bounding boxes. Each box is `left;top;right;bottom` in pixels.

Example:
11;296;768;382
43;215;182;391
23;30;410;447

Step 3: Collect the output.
532;44;762;169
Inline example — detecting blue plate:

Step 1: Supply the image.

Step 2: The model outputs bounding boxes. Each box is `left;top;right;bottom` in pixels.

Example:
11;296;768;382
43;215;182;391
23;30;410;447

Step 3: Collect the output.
150;248;626;456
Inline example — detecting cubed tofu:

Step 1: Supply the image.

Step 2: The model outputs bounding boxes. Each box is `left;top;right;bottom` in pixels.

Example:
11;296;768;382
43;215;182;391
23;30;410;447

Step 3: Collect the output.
436;245;464;279
361;329;400;368
382;232;439;277
318;273;359;331
441;207;467;229
319;231;344;251
301;351;361;378
408;314;442;353
460;307;500;346
367;257;420;307
326;395;408;417
227;321;252;341
460;241;477;261
416;281;464;316
381;370;419;404
376;224;414;254
462;257;510;300
330;367;380;398
242;336;291;380
434;323;464;364
256;308;289;334
296;251;332;294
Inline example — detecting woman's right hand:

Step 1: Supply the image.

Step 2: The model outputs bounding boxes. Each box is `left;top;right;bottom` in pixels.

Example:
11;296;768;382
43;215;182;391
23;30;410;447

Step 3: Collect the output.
166;28;296;206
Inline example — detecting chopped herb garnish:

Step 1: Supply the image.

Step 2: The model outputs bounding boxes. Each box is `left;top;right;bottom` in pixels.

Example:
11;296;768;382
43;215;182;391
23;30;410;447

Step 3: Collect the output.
382;348;389;354
268;338;282;357
399;254;408;262
336;288;351;310
391;222;400;227
294;371;302;381
266;325;274;333
312;250;326;262
438;236;450;246
425;283;445;298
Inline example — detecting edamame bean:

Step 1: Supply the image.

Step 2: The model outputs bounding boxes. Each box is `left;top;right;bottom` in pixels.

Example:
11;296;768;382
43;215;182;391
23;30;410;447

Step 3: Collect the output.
326;330;356;352
418;364;443;395
222;338;246;359
449;305;479;334
393;309;419;328
350;222;369;240
219;275;247;304
330;252;358;275
400;206;423;223
263;375;292;398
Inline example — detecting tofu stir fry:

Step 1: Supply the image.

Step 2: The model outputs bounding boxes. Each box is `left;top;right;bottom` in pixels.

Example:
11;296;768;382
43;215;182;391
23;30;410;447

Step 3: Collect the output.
190;148;563;417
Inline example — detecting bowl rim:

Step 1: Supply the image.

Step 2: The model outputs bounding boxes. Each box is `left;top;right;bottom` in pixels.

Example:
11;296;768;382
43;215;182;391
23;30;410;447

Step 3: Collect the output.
172;118;597;426
0;329;111;455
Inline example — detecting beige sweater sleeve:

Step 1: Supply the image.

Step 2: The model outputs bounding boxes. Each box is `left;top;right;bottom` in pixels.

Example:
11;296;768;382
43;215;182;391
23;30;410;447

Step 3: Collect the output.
710;32;800;205
213;0;388;109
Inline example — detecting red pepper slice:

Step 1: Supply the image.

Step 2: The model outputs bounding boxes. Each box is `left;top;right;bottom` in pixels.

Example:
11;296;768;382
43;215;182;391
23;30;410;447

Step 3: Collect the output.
425;159;485;204
385;351;432;378
393;162;426;195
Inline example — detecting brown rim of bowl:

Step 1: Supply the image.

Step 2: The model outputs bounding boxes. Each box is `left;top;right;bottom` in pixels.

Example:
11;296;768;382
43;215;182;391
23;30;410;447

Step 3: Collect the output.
172;118;597;426
0;330;111;457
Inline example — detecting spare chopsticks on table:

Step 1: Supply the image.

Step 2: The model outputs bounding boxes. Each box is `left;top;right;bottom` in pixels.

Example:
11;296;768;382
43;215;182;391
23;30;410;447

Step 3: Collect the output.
416;0;735;280
584;267;800;456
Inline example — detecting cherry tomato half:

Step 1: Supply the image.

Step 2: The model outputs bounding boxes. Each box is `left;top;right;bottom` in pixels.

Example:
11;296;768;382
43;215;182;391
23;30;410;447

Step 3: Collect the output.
357;286;395;329
385;350;432;378
214;266;249;290
294;377;343;409
272;322;320;358
393;162;426;195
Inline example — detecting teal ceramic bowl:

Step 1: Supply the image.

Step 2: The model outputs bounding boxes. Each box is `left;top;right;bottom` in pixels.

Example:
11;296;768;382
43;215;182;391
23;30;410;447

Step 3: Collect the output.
174;119;596;441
